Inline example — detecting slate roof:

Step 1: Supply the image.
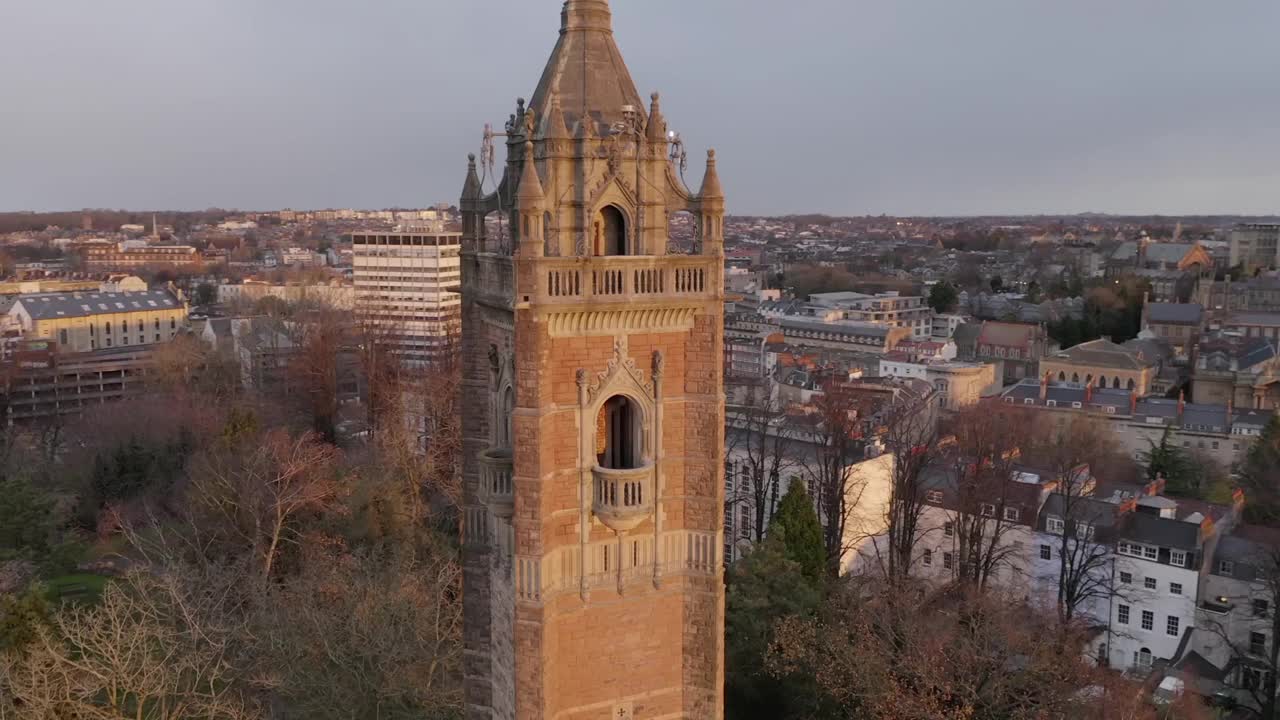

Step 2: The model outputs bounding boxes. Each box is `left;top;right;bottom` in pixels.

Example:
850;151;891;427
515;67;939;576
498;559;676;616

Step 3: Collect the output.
978;321;1040;349
1198;334;1276;371
1227;312;1280;328
780;317;893;339
1119;511;1200;551
12;290;180;321
1048;339;1153;370
1038;494;1121;533
1146;302;1204;325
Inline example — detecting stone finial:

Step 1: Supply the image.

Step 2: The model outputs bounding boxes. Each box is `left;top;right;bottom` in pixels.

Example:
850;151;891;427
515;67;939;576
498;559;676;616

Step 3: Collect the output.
516;141;545;207
646;91;667;142
575;368;589;389
542;89;570;141
461;153;482;202
698;149;724;200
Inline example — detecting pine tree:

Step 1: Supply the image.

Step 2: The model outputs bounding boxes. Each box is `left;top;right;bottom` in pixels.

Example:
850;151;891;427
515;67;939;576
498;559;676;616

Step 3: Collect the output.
770;482;827;583
725;530;822;720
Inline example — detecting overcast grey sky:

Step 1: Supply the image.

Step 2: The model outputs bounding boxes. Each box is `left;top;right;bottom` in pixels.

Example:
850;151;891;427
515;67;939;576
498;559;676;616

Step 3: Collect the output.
2;0;1278;216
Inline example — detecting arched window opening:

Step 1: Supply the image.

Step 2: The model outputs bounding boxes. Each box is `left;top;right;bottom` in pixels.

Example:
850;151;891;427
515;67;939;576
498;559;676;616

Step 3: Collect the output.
1127;379;1136;391
595;205;628;256
667;210;697;255
596;395;643;469
1058;372;1066;382
483;210;511;254
1072;373;1080;384
1113;377;1122;389
543;211;557;257
498;386;515;448
1097;376;1107;389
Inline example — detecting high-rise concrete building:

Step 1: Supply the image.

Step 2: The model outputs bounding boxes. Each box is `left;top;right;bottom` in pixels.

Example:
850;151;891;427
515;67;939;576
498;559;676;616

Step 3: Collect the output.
458;1;726;717
351;231;461;366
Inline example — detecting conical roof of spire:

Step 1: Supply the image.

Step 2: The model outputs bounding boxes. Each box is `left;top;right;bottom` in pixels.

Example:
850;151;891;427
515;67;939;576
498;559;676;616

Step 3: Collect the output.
516;142;545;206
529;0;646;135
699;149;724;200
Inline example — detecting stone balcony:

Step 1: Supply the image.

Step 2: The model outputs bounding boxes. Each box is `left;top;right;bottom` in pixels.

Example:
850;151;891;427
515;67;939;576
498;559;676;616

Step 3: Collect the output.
591;462;655;533
479;447;514;518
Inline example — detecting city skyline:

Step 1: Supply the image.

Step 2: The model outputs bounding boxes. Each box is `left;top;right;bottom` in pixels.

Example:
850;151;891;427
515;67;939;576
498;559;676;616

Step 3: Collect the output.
2;0;1279;216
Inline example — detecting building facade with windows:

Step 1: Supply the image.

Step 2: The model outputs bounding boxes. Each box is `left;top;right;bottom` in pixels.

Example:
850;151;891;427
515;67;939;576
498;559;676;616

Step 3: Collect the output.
351;231;461;366
6;288;187;353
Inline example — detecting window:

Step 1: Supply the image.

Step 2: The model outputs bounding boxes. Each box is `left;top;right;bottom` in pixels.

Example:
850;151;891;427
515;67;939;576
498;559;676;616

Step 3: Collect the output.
1166;616;1180;637
1170;582;1182;596
980;503;995;517
1118;604;1130;625
922;549;932;566
1039;545;1052;561
58;329;68;346
1251;632;1267;656
1082;524;1096;540
1142;545;1158;561
1219;560;1235;576
1141;610;1154;631
944;522;955;538
926;490;943;503
1135;648;1153;669
597;395;642;470
1254;599;1270;617
1144;577;1157;591
943;552;954;570
1169;550;1186;568
1120;571;1133;584
738;506;750;540
1047;517;1065;533
596;205;629;256
1003;507;1020;522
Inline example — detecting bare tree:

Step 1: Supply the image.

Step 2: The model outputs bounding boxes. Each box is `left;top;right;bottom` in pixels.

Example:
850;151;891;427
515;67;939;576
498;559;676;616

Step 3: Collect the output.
944;403;1032;590
186;430;340;581
880;396;943;584
795;382;870;577
725;379;796;544
769;577;1119;720
1201;527;1280;720
1029;417;1127;627
0;569;260;720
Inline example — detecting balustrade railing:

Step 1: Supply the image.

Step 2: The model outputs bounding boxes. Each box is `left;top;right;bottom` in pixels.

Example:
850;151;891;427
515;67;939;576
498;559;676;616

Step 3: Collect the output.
479;447;514;518
591;462;655;532
531;256;715;304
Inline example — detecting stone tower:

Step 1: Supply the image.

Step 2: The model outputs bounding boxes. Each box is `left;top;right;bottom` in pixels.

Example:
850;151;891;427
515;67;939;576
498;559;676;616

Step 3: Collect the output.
458;2;726;719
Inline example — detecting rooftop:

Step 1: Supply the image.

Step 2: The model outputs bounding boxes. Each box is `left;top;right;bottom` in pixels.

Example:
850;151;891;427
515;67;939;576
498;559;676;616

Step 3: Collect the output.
11;290;182;321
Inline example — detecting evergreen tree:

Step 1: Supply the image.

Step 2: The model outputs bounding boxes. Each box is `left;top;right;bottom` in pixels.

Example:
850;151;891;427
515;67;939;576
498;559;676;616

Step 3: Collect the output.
725;529;823;720
770;482;827;583
1138;426;1198;495
1242;416;1280;525
927;282;958;314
